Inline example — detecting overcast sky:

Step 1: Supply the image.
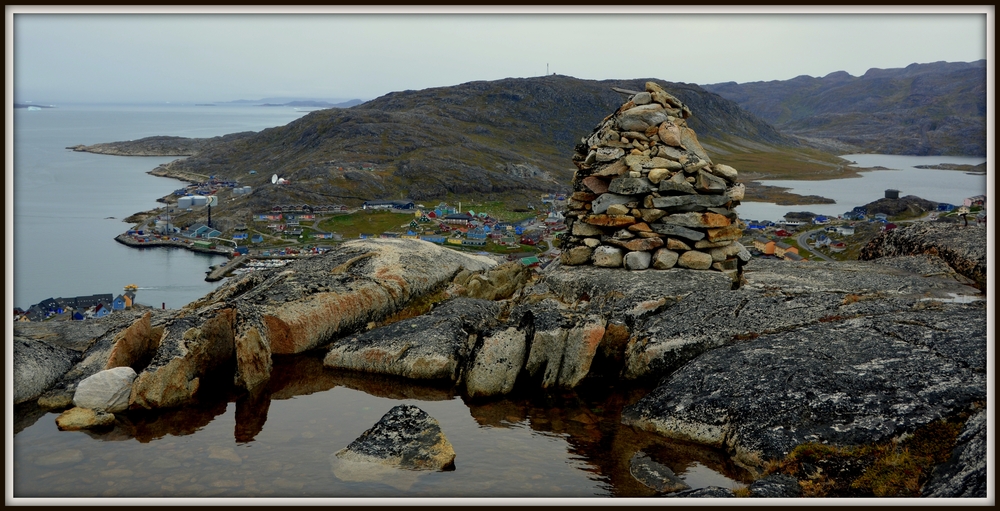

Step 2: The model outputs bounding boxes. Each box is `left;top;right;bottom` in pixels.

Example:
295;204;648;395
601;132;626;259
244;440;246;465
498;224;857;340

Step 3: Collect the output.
8;6;992;104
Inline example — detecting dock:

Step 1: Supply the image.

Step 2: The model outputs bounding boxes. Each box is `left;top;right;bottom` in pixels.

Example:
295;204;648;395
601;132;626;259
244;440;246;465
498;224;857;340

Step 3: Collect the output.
205;254;249;282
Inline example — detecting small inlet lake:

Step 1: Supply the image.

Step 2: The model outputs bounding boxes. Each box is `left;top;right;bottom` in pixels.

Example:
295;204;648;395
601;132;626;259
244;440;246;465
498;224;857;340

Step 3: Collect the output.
13;353;750;499
738;154;987;222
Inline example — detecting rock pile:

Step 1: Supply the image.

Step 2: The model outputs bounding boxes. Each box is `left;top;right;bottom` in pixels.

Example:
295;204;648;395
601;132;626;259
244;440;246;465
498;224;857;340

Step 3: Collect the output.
561;82;749;281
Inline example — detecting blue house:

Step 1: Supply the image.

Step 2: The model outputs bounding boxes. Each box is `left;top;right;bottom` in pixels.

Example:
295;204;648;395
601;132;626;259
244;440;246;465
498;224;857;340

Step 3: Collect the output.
251;234;264;243
93;303;111;318
937;203;956;212
112;295;127;311
233;233;248;240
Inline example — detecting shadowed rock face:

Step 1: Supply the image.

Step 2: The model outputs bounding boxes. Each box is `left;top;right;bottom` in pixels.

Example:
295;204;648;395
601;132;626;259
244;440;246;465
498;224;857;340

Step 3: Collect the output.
922;409;987;498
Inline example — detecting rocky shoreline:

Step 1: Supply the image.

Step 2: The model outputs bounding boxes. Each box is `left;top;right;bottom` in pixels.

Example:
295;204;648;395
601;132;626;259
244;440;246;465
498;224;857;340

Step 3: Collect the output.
13;220;987;497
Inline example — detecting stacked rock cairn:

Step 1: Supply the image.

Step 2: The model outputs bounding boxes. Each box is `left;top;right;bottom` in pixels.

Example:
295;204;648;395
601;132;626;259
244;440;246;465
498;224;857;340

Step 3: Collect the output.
560;81;750;283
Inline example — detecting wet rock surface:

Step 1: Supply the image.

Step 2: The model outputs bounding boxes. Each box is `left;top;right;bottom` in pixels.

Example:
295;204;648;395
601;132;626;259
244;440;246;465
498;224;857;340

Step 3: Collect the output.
628;451;690;493
335;404;456;471
12;204;987;497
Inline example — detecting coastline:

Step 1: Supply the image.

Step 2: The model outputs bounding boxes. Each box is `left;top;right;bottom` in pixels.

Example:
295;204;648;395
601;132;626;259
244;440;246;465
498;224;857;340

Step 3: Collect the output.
114;233;232;257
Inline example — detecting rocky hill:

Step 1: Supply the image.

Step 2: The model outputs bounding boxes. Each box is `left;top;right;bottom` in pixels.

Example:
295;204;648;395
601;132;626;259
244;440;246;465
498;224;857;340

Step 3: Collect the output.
703;60;986;156
75;75;817;210
68;132;256;156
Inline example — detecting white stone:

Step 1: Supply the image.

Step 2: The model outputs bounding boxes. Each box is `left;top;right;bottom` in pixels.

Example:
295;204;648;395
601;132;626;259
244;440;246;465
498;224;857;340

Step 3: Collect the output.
726;183;746;202
592;246;624;267
624;251;652;270
73;366;137;413
713;163;739;182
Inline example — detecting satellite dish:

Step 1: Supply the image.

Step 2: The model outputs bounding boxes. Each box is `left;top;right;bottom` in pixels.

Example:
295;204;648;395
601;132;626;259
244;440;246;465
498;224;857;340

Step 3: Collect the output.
271;174;278;184
207;195;218;207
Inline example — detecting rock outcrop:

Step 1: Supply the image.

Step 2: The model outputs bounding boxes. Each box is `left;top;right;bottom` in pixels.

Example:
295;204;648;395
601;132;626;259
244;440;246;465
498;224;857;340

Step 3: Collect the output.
921;409;988;498
562;82;747;282
323;298;501;382
55;407;117;431
13;338;80;405
12;202;986;497
859;221;987;290
130;239;496;408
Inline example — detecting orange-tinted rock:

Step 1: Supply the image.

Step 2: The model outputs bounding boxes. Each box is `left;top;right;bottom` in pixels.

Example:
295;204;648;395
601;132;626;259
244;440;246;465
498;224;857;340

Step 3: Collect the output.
105;311;162;371
706;225;744;243
583;214;637;227
581;176;610;194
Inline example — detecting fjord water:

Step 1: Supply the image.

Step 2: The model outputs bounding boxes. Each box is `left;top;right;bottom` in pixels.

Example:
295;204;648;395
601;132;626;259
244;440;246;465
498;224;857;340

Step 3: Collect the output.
12;104;309;310
738;154;987;222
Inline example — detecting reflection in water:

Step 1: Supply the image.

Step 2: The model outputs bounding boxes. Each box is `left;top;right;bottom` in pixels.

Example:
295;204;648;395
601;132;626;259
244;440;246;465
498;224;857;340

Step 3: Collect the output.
14;352;749;498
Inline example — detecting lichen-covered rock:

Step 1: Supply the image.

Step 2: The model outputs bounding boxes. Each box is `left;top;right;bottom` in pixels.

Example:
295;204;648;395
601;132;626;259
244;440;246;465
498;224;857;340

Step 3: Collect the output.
13;338;80;405
324;298;500;381
860;222;986;290
335;404;455;471
464;325;528;398
667;486;735;498
72;366;137;413
622;307;986;465
518;300;606;389
748;474;802;497
921;409;987;498
622;257;985;381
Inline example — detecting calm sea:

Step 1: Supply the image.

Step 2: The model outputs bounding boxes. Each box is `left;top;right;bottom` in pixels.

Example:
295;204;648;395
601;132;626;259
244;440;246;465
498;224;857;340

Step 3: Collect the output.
12;103;310;310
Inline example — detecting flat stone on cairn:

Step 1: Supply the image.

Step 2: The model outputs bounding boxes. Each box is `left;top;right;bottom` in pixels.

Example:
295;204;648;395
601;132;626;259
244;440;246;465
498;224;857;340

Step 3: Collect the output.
561;81;747;281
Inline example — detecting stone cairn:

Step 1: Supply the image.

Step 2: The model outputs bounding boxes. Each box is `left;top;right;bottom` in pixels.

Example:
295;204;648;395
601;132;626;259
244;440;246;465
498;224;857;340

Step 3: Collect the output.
560;81;749;282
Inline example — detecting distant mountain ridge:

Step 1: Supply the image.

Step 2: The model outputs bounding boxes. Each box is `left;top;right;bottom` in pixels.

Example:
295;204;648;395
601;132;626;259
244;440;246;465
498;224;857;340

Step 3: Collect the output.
703;60;986;156
155;75;806;207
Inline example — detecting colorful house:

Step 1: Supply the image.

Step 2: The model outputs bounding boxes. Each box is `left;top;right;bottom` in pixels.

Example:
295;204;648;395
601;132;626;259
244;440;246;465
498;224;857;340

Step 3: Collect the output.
753;237;776;255
774;242;798;259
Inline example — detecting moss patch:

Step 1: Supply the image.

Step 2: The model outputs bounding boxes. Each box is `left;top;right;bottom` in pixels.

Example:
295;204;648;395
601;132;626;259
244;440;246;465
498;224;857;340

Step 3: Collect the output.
762;418;965;497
